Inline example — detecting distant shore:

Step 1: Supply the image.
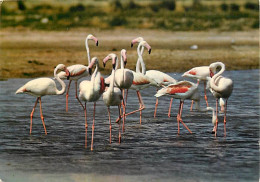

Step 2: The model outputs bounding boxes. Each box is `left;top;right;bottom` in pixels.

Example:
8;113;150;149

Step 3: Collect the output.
0;28;258;79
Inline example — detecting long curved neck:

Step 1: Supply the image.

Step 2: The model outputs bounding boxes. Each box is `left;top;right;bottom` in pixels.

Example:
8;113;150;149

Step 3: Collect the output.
120;53;124;69
210;62;225;92
54;68;66;95
108;69;115;94
85;38;91;65
137;44;146;74
91;62;99;85
135;46;144;73
195;101;216;124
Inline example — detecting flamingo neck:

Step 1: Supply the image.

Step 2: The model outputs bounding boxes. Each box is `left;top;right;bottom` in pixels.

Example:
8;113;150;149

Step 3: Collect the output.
137;43;146;74
120;53;124;70
54;67;66;95
85;38;91;65
210;62;225;92
136;46;144;73
108;69;115;94
91;62;99;85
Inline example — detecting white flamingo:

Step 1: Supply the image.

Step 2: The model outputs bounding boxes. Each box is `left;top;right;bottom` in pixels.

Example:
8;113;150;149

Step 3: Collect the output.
131;37;177;118
125;40;156;125
209;62;233;137
58;34;98;112
78;57;105;150
182;66;211;110
15;64;70;135
103;53;123;143
155;81;216;134
104;49;134;131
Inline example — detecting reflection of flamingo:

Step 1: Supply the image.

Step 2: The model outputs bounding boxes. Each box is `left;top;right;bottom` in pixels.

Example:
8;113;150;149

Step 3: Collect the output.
155;81;216;134
103;53;123;143
209;62;233;137
58;34;98;112
131;37;177;118
126;40;155;125
16;64;70;135
182;66;210;110
78;57;105;150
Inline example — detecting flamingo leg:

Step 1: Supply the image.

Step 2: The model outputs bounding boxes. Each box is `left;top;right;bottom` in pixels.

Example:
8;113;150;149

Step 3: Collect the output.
118;105;122;143
154;88;159;118
125;91;145;125
213;99;219;137
84;102;88;148
177;101;181;134
224;99;228;137
122;89;126;132
107;107;112;144
30;97;39;134
125;89;129;104
91;102;96;151
177;101;192;134
39;97;47;135
190;100;194;111
168;98;173;118
75;81;84;109
204;81;209;107
66;80;72;112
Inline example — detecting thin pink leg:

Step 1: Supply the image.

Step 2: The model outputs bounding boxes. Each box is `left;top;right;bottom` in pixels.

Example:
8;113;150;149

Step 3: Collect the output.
39;97;47;135
214;99;219;137
204;81;209;107
177;101;181;134
107;107;112;144
75;81;84;109
91;102;96;151
168;98;173;118
224;99;228;137
84;102;88;148
154;88;159;118
125;91;145;125
125;89;129;104
177;101;192;134
66;80;72;112
30;97;39;134
118;105;122;143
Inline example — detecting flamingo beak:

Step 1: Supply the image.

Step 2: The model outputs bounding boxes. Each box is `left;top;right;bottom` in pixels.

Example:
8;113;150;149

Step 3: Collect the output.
89;68;92;75
210;70;214;78
131;43;133;47
96;40;99;46
65;68;70;80
112;63;116;70
124;60;127;67
103;62;106;67
148;48;152;54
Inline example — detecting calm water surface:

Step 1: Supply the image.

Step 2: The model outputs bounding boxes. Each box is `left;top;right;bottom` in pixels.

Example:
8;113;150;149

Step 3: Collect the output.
0;70;259;182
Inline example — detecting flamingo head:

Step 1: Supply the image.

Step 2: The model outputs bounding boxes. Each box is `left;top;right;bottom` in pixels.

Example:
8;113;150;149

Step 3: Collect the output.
140;40;152;54
87;34;99;46
103;53;117;70
121;49;127;67
88;57;99;74
131;37;144;47
55;64;70;80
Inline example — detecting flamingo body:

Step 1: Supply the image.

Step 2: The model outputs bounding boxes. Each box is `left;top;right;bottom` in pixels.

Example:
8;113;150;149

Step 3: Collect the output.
182;66;210;81
146;70;177;87
58;64;89;81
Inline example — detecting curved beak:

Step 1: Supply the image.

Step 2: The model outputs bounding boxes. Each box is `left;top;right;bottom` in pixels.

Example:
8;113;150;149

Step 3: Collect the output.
96;40;99;46
148;48;152;54
88;68;92;75
103;62;106;67
112;63;116;70
124;60;127;67
131;43;133;48
210;69;214;78
65;68;70;80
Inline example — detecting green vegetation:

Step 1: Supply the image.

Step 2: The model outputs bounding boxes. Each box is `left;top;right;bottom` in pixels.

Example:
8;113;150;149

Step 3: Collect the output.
0;0;258;31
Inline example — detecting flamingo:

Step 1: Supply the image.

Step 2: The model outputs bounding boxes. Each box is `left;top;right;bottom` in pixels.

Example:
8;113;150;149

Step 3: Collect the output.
182;66;211;111
131;37;177;118
155;81;216;134
15;64;70;135
78;57;105;150
103;53;123;143
58;34;98;112
104;49;134;131
209;62;233;137
125;40;156;125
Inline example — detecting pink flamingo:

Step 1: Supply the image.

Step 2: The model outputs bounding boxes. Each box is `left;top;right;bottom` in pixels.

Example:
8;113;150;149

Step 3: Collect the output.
104;49;133;130
155;81;216;134
15;64;70;135
125;40;156;125
182;66;211;111
209;62;233;137
78;57;105;150
131;37;177;118
58;34;98;112
103;53;123;143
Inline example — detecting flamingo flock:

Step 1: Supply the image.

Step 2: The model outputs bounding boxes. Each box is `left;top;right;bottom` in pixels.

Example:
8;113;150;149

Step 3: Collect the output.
16;34;233;150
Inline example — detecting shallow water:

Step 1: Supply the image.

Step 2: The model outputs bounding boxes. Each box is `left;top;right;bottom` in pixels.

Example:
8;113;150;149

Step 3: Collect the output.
0;70;259;182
